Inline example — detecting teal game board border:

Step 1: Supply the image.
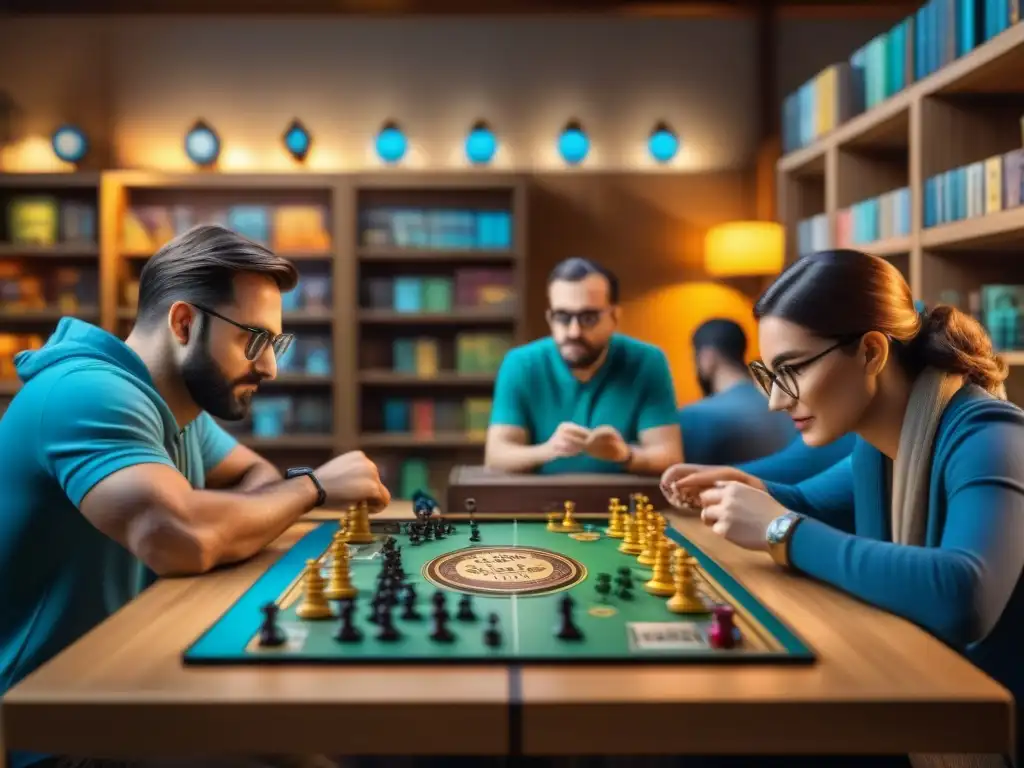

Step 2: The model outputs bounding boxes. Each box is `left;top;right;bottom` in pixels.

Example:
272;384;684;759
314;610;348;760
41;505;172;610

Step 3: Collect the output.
183;521;815;666
663;527;814;661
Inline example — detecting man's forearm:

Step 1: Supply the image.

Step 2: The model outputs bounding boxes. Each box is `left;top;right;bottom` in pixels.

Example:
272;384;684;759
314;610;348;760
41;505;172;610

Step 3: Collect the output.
232;458;284;491
626;444;681;476
485;441;554;473
147;477;320;574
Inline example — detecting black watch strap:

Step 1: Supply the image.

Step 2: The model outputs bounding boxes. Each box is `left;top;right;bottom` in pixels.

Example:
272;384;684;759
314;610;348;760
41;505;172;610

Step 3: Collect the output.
286;466;327;507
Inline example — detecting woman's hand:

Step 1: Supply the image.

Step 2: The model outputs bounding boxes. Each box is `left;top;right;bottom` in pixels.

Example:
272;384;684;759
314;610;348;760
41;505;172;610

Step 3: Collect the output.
661;464;765;508
698;481;787;552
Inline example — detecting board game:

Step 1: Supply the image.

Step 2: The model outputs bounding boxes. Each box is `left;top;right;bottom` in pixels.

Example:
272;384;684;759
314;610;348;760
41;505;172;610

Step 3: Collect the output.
183;494;814;665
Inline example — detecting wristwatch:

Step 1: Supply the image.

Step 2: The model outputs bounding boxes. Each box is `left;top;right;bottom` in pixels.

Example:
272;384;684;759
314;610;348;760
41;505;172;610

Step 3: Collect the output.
286;466;327;507
619;446;634;471
766;512;804;569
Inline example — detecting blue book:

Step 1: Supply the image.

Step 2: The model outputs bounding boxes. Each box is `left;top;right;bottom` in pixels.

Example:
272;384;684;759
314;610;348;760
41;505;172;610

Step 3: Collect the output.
384;399;411;432
393;277;422;312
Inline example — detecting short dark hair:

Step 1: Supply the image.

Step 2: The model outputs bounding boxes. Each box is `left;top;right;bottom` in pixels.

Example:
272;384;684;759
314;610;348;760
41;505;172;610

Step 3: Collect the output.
547;257;619;304
692;319;747;366
135;225;299;328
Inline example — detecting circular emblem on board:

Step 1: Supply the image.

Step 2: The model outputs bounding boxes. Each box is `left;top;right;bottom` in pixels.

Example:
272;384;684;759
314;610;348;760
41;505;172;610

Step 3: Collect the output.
422;546;587;597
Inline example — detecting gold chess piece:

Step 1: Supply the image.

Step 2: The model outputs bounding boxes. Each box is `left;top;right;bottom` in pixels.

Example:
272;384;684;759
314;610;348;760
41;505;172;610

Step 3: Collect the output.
637;513;664;566
644;537;676;596
635;504;650;550
546;511;562;532
336;507;351;542
561;500;582;532
345;501;374;544
296;558;334;619
666;548;707;613
324;534;357;601
618;508;644;555
606;498;625;538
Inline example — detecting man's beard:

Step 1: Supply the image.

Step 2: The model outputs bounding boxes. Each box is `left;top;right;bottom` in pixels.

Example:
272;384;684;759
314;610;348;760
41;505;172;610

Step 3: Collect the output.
697;372;714;397
559;338;605;369
181;341;260;421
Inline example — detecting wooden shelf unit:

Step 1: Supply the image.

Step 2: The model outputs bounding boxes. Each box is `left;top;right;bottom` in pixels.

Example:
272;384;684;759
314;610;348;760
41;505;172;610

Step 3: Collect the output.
0;172;103;404
100;171;343;462
350;173;527;500
1;170;529;489
777;21;1024;402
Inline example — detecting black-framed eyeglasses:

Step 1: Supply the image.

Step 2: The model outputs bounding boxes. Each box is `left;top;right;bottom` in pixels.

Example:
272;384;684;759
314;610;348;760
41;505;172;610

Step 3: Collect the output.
191;303;294;362
748;335;862;400
546;308;609;329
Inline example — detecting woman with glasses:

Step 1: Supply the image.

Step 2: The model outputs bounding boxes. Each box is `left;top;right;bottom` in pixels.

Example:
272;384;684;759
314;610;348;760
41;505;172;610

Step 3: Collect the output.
662;249;1024;768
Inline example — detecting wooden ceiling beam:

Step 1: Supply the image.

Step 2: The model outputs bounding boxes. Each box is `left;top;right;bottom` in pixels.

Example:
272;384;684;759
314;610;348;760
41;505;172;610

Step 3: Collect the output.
0;0;921;17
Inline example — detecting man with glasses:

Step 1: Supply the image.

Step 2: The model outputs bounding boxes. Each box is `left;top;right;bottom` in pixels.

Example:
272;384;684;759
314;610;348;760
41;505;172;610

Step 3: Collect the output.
0;225;388;768
485;257;682;475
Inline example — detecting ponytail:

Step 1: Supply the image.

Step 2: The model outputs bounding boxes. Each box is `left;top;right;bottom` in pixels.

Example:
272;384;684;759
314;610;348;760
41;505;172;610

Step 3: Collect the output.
908;305;1008;397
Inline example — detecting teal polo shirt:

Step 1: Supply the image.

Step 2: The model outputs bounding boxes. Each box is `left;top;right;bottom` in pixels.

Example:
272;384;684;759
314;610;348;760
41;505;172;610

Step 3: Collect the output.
490;334;678;473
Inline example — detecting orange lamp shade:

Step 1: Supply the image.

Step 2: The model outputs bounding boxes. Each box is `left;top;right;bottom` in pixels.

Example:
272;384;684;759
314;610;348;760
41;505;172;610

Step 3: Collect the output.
704;221;785;277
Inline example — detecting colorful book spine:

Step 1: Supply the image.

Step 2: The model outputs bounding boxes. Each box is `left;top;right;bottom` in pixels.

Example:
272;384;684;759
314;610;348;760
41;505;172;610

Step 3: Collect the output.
923;149;1024;228
796;213;830;257
835;187;912;248
783;0;1024;153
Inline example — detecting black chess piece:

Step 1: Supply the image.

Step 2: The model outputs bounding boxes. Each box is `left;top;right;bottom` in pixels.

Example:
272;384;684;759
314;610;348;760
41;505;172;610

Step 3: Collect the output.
556;594;583;641
456;594;476;621
400;589;421;620
367;594;383;623
335;600;363;643
376;604;401;642
402;583;418;602
258;602;287;647
429;607;455;642
469;527;481;543
409;529;422;546
431;590;449;619
483;613;502;648
594;573;612;602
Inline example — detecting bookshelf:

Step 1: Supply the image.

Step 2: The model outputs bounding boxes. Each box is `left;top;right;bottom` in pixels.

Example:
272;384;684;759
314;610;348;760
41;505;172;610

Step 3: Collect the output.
100;171;342;467
0;172;101;410
777;19;1024;402
349;173;527;501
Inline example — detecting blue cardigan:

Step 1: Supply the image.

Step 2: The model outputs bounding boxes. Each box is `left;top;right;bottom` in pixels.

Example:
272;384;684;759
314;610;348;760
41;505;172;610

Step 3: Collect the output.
738;432;857;484
763;384;1024;765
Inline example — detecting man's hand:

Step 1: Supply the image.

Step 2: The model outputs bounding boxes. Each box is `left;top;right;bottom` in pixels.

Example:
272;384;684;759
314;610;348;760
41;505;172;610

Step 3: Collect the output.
315;451;390;509
585;425;630;463
544;422;592;459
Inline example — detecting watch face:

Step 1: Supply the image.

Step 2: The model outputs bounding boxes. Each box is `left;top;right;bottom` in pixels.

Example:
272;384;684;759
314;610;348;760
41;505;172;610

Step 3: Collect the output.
767;515;793;544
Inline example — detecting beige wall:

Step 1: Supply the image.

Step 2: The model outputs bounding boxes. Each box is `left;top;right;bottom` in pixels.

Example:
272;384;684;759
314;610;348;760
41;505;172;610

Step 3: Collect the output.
0;15;895;174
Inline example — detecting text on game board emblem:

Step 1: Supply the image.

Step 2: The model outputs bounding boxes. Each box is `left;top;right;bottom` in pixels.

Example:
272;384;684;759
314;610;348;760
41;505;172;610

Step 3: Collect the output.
456;552;554;582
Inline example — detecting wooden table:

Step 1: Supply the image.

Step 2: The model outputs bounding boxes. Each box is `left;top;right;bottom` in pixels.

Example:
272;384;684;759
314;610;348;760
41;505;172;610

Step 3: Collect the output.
2;503;1014;761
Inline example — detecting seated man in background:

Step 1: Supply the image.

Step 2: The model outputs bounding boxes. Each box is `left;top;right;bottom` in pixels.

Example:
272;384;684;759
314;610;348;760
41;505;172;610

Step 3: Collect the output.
485;257;681;475
0;225;389;768
678;318;798;465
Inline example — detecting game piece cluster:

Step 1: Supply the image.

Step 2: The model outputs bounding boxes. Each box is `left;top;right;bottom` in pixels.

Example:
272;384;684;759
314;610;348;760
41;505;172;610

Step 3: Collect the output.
601;493;737;649
258;489;741;654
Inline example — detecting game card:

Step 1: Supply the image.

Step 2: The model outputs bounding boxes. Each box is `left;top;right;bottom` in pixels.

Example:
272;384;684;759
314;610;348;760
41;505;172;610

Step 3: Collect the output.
627;621;709;652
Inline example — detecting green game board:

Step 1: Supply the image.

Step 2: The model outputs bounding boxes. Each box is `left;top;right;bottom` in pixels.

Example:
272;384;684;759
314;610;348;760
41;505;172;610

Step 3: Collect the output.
182;520;815;665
